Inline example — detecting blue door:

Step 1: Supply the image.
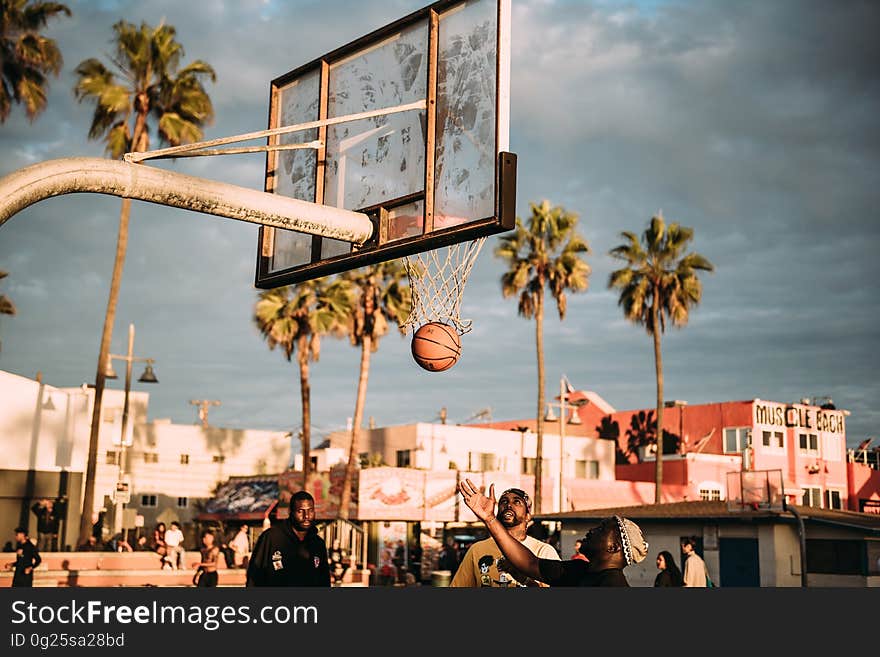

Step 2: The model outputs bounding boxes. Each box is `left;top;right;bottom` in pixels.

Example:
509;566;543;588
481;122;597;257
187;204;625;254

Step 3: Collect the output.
719;537;760;587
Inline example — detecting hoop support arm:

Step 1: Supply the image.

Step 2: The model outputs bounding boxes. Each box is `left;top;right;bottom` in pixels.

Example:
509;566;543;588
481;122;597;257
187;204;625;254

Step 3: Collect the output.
0;157;373;244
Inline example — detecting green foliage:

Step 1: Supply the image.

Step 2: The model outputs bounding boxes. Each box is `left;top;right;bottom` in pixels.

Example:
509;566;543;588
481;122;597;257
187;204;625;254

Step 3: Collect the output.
73;20;216;158
0;269;15;352
0;0;71;122
495;200;591;320
608;213;714;335
254;277;351;363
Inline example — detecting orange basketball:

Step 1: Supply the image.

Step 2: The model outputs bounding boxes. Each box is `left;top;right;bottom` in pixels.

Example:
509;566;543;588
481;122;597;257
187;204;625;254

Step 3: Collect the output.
411;322;461;372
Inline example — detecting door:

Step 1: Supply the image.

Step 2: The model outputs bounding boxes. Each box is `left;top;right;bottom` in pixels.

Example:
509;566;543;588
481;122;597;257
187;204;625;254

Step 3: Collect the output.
719;537;760;587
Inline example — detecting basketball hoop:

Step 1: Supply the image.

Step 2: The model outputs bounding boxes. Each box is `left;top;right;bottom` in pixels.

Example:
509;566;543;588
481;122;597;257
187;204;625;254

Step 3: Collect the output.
402;236;487;336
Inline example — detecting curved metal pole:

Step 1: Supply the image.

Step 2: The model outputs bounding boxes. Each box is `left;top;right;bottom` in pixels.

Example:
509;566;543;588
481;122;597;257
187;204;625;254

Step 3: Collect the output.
0;157;373;244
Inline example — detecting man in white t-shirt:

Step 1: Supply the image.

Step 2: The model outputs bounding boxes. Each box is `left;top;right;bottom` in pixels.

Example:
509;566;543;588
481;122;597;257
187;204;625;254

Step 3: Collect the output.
451;487;560;587
163;521;185;570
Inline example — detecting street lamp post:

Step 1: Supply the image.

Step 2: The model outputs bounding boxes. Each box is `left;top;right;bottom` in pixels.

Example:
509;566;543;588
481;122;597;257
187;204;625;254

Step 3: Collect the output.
544;376;586;513
105;324;158;535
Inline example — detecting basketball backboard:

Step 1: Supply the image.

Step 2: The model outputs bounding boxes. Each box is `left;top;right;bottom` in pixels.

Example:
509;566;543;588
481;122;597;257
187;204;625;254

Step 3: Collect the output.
726;469;785;512
255;0;514;288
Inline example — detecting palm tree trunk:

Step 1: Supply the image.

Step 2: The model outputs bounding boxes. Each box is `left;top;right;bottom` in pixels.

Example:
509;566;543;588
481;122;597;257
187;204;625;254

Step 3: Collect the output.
298;336;311;487
78;115;148;546
652;307;664;504
534;288;546;515
339;335;372;520
78;196;131;546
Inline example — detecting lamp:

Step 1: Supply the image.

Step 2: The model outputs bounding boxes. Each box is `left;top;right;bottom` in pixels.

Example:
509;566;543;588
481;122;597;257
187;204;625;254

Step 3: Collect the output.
107;324;158;535
104;358;118;380
138;361;158;383
545;375;588;513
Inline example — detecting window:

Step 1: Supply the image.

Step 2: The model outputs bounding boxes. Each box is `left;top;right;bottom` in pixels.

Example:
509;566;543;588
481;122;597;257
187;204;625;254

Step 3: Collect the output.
141;494;157;507
521;457;537;475
806;539;865;575
177;497;188;508
724;427;751;453
468;452;497;471
143;452;158;464
180;454;190;465
802;486;822;508
762;430;784;449
575;460;600;479
798;432;818;454
103;408;117;423
700;487;722;501
105;450;118;465
824;490;843;510
212;455;225;464
396;450;411;468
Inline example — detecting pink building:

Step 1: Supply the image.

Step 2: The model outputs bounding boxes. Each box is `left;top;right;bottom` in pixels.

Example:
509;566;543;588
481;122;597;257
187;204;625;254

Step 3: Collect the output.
588;397;874;512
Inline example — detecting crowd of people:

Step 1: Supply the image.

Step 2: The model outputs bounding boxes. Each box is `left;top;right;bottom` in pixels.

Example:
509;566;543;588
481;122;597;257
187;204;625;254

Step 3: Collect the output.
7;485;719;588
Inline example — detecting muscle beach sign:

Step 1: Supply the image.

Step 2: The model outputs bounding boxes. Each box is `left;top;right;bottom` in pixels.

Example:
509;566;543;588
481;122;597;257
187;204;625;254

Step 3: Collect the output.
753;401;846;435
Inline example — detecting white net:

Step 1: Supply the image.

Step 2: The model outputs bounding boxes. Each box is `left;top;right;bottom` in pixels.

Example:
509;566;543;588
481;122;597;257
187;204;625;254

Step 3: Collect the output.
402;237;487;336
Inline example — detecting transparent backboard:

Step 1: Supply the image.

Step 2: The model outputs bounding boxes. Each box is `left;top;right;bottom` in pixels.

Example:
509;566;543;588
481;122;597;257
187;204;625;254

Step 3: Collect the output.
726;469;785;512
255;0;514;288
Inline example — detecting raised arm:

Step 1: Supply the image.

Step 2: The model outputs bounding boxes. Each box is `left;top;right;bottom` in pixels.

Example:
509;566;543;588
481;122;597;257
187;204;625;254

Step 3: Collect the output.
458;479;541;581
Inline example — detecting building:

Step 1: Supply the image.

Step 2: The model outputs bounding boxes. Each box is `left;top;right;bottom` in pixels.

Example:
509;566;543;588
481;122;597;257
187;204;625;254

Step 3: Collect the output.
0;370;291;547
600;397;880;512
540;500;880;587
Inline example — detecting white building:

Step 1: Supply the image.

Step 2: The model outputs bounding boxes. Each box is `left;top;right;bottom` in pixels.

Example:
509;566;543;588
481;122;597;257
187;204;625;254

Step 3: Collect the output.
0;369;290;547
315;420;617;514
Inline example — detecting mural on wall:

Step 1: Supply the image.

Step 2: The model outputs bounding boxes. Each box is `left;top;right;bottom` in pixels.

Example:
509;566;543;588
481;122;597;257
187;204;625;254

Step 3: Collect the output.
278;464;356;518
423;471;458;522
358;467;425;521
202;476;279;519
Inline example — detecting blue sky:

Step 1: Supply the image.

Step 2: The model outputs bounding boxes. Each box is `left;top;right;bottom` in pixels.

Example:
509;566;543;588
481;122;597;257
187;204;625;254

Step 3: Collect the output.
1;0;878;450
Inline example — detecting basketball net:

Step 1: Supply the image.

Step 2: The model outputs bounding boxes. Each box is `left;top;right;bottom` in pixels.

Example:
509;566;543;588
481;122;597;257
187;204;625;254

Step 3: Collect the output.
402;237;487;336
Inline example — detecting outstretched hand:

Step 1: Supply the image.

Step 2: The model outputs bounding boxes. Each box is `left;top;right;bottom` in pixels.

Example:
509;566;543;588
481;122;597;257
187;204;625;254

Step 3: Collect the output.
458;479;496;523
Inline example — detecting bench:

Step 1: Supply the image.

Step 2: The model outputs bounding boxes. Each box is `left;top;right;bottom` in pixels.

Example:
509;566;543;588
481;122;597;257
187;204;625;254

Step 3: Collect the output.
0;551;248;588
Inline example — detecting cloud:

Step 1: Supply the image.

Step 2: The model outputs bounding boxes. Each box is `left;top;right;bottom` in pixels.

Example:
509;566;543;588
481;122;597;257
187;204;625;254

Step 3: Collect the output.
1;0;877;448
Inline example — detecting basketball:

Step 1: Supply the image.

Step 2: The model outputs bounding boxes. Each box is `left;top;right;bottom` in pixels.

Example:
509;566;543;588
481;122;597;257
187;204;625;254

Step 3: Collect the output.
411;322;461;372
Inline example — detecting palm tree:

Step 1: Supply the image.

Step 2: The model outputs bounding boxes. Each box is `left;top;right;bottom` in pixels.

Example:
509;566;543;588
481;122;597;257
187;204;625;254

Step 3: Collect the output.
337;261;411;520
494;200;591;513
0;269;16;352
254;278;351;487
0;0;71;123
72;20;215;546
608;212;714;503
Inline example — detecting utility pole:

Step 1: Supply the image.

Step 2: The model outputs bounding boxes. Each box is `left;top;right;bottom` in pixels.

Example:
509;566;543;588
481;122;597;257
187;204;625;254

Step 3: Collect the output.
190;400;221;428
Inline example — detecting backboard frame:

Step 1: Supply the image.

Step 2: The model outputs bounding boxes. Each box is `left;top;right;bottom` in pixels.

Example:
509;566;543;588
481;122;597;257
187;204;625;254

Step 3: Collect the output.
255;0;514;289
726;469;786;513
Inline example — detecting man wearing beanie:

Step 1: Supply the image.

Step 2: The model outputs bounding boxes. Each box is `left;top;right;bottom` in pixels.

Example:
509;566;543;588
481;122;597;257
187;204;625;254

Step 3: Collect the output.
450;487;559;587
458;479;648;586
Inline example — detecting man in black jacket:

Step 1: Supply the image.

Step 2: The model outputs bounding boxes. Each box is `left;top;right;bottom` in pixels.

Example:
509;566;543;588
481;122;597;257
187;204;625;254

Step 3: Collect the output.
4;527;42;587
246;491;330;587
